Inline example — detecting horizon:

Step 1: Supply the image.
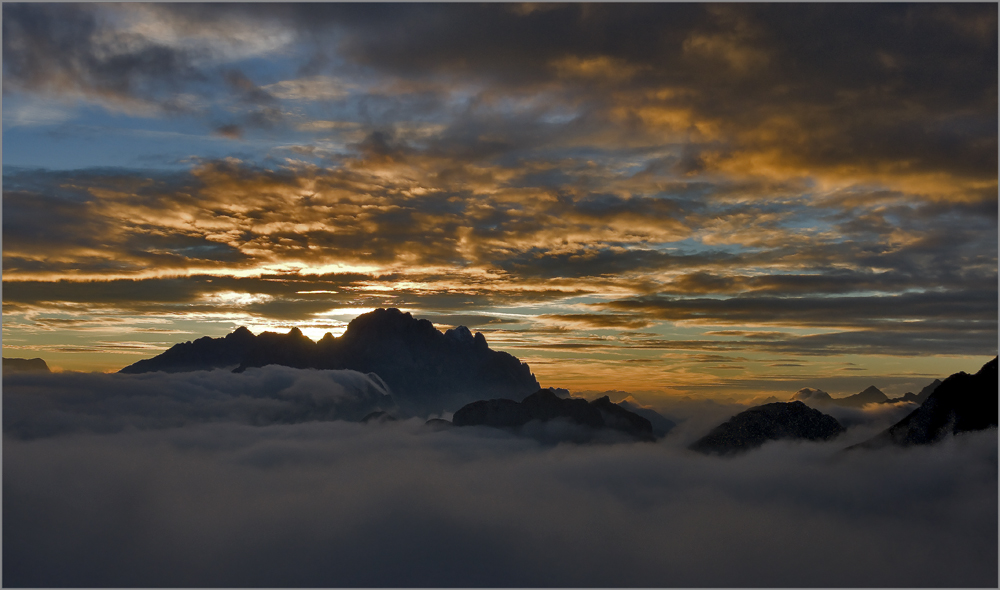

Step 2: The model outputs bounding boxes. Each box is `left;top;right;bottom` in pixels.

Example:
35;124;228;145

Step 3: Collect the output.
3;3;997;401
7;309;987;407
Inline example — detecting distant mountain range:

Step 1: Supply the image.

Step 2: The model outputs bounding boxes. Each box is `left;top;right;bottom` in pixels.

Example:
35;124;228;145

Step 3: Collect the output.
3;357;50;373
120;308;539;415
690;401;846;455
691;357;997;455
879;379;941;405
791;379;942;409
851;357;998;449
451;388;657;442
791;385;889;408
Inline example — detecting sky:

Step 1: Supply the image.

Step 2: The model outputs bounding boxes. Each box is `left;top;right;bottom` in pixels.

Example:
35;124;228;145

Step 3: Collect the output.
2;3;997;400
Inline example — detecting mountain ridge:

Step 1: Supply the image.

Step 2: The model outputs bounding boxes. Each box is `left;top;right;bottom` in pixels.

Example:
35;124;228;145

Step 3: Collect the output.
850;357;998;449
451;388;657;442
120;308;539;415
690;401;846;455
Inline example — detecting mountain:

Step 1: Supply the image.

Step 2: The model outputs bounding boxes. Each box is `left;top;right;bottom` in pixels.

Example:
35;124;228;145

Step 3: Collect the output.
791;388;833;405
451;389;656;442
690;401;845;455
833;385;889;408
120;308;540;415
617;399;677;437
790;385;888;408
880;379;941;405
3;357;50;373
850;358;998;449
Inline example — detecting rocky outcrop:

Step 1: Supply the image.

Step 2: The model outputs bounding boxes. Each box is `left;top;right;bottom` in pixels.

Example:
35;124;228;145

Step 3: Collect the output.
3;357;51;373
452;389;655;441
119;309;540;415
690;401;845;455
850;358;998;449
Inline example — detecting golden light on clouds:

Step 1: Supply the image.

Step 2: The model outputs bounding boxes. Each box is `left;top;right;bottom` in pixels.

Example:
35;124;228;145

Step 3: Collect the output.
2;3;995;395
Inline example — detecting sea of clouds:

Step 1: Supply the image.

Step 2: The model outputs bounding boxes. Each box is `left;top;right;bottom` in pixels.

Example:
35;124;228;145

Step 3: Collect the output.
3;368;997;587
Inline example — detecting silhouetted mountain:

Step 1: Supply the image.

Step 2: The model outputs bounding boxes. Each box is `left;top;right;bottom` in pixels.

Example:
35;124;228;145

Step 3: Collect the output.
452;389;655;442
835;385;889;408
690;401;845;455
119;327;258;373
850;358;998;450
617;399;677;437
791;385;889;408
791;388;833;405
120;309;540;415
3;357;51;373
879;379;941;405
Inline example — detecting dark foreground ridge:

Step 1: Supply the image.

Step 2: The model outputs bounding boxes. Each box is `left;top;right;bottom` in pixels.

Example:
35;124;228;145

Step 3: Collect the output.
452;388;657;442
119;308;540;415
850;357;998;450
3;357;51;373
690;401;845;455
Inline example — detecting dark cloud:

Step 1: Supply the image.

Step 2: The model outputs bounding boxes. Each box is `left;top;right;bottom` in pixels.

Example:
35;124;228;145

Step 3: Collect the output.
283;3;998;181
2;3;205;113
214;124;242;139
601;289;997;329
539;313;654;330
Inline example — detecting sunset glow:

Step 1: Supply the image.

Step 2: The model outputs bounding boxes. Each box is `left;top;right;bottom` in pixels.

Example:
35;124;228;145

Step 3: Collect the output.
3;3;996;399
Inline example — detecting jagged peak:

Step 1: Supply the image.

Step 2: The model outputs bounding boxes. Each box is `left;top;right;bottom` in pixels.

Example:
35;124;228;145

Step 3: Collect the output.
444;325;474;343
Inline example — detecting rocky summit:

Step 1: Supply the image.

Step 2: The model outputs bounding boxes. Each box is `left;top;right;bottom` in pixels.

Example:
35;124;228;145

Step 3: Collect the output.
690;401;845;455
851;357;998;449
119;308;540;415
452;389;656;442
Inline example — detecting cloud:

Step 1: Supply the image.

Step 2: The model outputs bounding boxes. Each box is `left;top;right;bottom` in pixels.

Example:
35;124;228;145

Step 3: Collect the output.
1;4;206;115
3;367;395;439
3;382;996;586
2;4;996;382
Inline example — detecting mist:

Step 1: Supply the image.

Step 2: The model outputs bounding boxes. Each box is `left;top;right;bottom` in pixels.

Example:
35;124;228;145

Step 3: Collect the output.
3;370;997;587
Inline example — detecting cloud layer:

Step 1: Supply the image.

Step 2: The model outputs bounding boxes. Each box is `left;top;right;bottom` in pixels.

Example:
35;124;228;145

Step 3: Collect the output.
4;393;997;586
4;370;997;586
3;366;394;439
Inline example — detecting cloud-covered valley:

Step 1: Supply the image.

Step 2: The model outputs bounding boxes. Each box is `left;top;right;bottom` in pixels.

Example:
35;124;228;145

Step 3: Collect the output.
4;368;997;586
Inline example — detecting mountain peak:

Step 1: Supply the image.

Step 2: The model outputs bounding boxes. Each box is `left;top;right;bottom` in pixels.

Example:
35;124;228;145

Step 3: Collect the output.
3;357;51;373
119;308;540;416
852;357;998;449
691;401;845;455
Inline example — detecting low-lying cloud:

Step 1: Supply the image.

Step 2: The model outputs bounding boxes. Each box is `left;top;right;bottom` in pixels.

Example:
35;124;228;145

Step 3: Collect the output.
3;369;996;587
3;366;394;439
